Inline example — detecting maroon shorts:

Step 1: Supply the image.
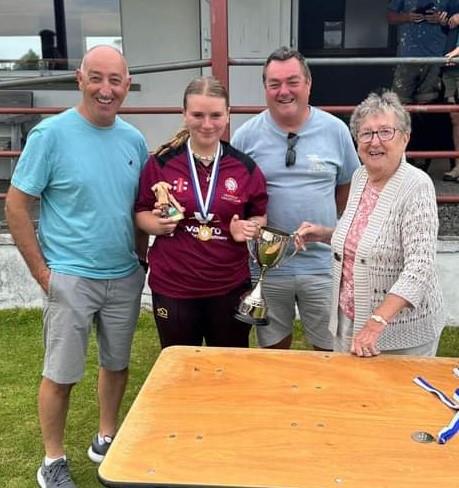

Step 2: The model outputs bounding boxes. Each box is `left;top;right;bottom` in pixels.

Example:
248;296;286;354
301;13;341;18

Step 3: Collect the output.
152;281;252;349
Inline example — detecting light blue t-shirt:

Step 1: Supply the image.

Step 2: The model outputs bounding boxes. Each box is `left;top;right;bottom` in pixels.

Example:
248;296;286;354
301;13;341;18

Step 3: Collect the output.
388;0;450;57
231;108;360;276
11;108;149;279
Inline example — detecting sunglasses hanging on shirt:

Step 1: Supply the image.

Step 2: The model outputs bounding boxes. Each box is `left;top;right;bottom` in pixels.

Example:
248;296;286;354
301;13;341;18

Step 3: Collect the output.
286;132;299;167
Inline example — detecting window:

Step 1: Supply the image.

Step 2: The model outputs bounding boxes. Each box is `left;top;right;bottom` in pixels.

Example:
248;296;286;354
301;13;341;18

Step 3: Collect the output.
297;0;395;57
0;0;122;72
295;0;397;105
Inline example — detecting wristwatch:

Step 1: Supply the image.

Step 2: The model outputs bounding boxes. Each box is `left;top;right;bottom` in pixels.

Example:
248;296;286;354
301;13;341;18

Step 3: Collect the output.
370;314;388;327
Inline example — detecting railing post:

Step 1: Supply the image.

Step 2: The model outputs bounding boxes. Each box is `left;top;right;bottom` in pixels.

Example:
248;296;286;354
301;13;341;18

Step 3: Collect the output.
210;0;230;139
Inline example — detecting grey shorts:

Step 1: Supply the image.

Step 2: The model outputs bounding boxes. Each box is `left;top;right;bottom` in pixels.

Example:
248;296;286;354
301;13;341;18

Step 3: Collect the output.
256;274;333;349
334;308;440;356
392;64;441;103
42;267;145;384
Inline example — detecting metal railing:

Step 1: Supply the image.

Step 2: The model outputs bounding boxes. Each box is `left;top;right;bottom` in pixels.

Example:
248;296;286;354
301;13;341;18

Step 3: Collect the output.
0;0;458;204
1;103;459;203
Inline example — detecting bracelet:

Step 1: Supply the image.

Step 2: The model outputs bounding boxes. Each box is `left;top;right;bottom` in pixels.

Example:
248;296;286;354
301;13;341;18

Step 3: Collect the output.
370;314;388;327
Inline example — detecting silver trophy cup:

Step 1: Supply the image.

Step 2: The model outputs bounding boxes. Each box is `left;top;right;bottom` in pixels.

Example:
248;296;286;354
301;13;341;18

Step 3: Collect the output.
235;226;297;326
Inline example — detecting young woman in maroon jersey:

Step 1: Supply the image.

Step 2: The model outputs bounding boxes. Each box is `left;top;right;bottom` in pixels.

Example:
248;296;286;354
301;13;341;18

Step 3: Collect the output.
135;76;267;348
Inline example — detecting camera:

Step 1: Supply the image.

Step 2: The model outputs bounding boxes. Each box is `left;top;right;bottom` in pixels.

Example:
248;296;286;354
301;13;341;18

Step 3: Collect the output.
413;2;437;15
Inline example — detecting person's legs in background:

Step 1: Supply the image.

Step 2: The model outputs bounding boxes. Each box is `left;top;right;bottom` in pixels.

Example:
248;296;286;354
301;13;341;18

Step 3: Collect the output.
443;68;459;182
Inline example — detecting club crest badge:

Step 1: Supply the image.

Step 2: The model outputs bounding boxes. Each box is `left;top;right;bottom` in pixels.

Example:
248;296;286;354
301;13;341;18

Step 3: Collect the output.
224;177;238;194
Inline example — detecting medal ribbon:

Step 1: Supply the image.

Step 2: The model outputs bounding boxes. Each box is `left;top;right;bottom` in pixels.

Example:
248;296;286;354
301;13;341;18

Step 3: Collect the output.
187;138;221;223
414;376;459;444
413;376;459;410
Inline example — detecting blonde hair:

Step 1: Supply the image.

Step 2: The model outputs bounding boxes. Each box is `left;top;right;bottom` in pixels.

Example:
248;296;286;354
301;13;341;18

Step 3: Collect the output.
155;76;229;156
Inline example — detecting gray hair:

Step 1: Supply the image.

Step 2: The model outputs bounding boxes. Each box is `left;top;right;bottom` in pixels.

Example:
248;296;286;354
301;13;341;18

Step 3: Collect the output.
349;91;411;140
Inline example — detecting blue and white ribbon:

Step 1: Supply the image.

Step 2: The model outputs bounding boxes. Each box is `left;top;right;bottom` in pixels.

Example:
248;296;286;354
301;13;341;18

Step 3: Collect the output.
413;376;459;410
438;411;459;444
414;376;459;444
186;139;221;224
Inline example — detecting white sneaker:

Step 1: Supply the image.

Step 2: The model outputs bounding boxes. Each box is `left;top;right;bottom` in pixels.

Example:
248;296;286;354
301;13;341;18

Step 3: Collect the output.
443;165;459;181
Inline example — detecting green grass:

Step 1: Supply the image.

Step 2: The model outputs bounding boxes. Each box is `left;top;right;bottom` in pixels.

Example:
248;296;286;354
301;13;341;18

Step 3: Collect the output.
0;309;159;488
0;308;458;487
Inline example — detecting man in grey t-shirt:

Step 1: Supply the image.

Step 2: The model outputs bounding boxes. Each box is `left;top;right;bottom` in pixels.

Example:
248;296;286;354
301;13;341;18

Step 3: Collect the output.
232;47;360;350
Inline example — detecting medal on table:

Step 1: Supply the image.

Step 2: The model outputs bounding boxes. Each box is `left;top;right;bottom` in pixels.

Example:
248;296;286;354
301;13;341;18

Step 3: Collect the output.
187;139;221;242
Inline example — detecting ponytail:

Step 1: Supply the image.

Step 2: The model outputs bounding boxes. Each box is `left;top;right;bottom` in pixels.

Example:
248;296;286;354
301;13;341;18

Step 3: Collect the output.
154;127;189;157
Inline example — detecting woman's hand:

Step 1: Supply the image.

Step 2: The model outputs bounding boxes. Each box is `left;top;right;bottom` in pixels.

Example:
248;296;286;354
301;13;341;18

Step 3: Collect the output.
229;214;260;242
351;318;385;357
151;208;181;236
135;209;182;236
294;221;334;250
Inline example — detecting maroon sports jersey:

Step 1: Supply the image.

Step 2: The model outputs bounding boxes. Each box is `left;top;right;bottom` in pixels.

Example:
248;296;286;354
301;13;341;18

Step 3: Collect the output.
135;141;267;298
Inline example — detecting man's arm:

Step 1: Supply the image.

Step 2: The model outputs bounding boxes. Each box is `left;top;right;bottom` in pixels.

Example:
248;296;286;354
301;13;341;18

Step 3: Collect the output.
5;186;50;292
335;183;351;216
387;8;425;24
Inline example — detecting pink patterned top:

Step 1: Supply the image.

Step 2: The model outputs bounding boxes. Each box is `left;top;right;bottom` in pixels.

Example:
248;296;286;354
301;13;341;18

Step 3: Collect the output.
339;181;381;319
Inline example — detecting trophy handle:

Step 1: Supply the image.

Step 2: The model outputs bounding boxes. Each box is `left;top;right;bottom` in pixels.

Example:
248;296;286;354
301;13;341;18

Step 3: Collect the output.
246;238;258;263
276;233;299;266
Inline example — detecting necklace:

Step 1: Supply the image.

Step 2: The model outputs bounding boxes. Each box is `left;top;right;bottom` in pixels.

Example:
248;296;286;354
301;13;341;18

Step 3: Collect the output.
193;152;215;163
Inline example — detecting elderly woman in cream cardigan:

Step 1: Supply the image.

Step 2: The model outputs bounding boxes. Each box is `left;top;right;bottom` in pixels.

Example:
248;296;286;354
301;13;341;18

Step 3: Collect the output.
296;91;445;358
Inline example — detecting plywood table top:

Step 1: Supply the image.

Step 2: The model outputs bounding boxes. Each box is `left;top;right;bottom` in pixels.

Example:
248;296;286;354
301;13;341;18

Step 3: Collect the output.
99;346;459;487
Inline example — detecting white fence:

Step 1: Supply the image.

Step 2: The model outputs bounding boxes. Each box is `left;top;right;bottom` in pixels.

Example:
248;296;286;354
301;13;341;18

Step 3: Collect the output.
1;234;458;326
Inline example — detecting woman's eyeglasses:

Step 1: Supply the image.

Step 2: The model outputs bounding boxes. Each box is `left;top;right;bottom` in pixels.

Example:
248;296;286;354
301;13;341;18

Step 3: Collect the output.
357;127;401;144
286;132;299;167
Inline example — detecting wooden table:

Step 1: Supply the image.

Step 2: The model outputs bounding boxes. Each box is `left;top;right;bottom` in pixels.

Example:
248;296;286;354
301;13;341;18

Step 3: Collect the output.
99;346;459;487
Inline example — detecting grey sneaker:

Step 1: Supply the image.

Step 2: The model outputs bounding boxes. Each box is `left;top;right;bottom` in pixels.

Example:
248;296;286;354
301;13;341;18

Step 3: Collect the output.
36;458;76;488
87;434;113;463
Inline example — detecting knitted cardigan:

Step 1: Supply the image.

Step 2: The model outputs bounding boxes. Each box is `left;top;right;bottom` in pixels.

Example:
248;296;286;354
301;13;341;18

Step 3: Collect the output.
329;161;445;350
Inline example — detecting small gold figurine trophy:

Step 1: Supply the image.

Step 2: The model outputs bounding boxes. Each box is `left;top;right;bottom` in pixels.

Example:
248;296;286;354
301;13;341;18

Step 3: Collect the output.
152;182;184;222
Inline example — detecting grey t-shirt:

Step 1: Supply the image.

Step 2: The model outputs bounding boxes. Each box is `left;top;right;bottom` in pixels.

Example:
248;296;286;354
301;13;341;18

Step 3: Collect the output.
232;107;360;276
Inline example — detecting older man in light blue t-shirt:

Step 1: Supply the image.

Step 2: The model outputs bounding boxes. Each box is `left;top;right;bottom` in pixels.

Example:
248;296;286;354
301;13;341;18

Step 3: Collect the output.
232;47;360;351
6;46;148;488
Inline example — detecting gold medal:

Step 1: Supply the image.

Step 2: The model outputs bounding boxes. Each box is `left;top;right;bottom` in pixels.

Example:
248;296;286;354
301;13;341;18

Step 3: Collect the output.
197;225;212;241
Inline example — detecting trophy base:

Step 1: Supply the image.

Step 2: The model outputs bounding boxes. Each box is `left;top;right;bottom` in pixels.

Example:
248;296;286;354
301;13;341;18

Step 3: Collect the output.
234;312;269;327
